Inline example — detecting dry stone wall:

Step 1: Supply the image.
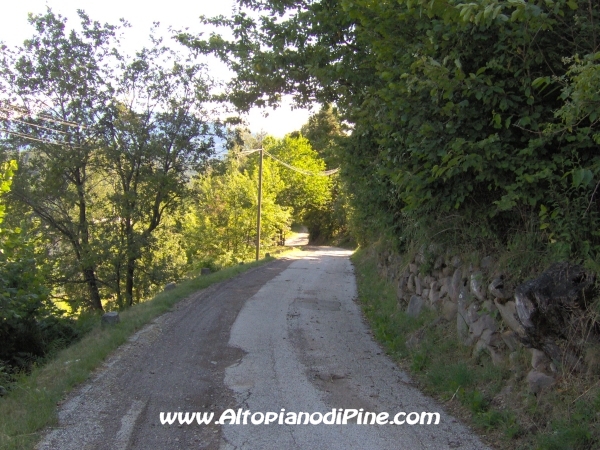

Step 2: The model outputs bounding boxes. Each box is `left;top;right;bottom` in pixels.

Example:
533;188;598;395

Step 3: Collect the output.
375;247;597;395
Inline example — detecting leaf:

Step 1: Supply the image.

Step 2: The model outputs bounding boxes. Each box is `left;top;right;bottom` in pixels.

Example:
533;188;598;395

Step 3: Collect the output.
572;168;593;187
493;113;502;128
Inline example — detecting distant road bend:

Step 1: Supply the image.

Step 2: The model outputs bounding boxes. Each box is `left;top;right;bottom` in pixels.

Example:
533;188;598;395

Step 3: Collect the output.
37;247;488;450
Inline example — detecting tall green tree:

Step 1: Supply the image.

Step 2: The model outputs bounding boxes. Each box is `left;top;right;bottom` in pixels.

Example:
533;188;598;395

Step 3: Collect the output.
1;10;218;310
101;37;216;307
185;152;291;266
262;134;331;224
1;10;119;310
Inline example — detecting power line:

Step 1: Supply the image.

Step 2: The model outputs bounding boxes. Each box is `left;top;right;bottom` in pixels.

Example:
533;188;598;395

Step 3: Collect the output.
263;150;339;177
0;114;70;135
0;128;78;147
240;147;339;176
0;104;88;129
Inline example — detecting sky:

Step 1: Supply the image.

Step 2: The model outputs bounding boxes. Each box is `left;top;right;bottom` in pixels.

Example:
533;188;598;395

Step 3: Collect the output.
0;0;313;137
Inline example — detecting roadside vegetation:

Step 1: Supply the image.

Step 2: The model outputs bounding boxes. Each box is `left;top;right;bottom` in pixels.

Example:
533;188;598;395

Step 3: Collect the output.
352;246;600;449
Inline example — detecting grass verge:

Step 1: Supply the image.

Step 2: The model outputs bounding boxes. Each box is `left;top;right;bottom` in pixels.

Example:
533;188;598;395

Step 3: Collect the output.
351;246;600;450
0;257;274;450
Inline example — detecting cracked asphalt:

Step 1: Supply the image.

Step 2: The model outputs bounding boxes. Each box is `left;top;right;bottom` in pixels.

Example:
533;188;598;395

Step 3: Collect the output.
36;247;488;450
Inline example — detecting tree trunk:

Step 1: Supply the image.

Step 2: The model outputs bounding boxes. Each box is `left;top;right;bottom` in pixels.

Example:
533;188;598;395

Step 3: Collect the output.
125;256;135;307
83;266;104;311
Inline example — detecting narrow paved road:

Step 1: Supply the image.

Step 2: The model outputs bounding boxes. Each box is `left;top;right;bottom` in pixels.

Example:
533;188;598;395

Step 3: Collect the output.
37;247;488;450
285;226;309;247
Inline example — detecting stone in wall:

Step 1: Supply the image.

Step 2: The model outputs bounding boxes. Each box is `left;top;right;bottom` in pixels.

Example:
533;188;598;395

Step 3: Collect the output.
470;271;486;302
489;276;511;301
449;268;463;302
495;300;527;339
457;287;472;344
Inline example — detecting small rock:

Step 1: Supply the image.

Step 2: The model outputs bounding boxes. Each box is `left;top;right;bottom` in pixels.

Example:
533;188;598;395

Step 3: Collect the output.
0;386;7;396
415;276;422;296
489;347;505;366
409;263;418;274
407;274;415;293
201;268;211;275
470;271;486;302
526;370;555;394
473;339;488;357
164;282;176;291
442;300;458;321
470;314;497;340
488;277;511;302
457;287;471;343
439;277;450;297
467;303;479;325
397;287;404;302
494;300;527;338
422;288;430;299
397;276;407;300
265;253;271;258
101;311;120;326
442;266;453;277
530;349;550;371
501;331;519;352
449;268;463;302
434;255;444;270
481;328;498;345
451;255;462;268
406;295;425;318
429;288;440;305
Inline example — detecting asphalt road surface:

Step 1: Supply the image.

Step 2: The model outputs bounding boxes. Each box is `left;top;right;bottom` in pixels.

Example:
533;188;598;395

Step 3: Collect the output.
285;227;309;247
37;247;488;450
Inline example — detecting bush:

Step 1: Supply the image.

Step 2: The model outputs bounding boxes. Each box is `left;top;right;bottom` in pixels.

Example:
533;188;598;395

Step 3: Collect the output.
0;228;80;378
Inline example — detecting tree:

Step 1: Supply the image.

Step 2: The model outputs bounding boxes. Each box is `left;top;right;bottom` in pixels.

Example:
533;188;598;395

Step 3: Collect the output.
0;160;78;374
300;104;346;166
185;151;291;266
1;10;120;310
262;134;331;224
1;10;217;310
101;37;216;307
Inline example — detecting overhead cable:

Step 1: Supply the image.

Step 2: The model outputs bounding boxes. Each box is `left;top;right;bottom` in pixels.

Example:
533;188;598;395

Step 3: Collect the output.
0;104;88;129
0;114;70;135
263;150;339;177
0;128;79;148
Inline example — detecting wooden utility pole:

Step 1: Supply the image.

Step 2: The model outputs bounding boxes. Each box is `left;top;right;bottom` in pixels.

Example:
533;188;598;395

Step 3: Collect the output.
256;147;263;261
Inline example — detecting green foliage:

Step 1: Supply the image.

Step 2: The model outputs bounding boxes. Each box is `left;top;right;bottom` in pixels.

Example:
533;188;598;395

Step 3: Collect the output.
184;131;333;262
0;10;217;311
184;153;291;267
300;104;347;167
263;134;332;231
0;161;80;375
183;0;600;265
